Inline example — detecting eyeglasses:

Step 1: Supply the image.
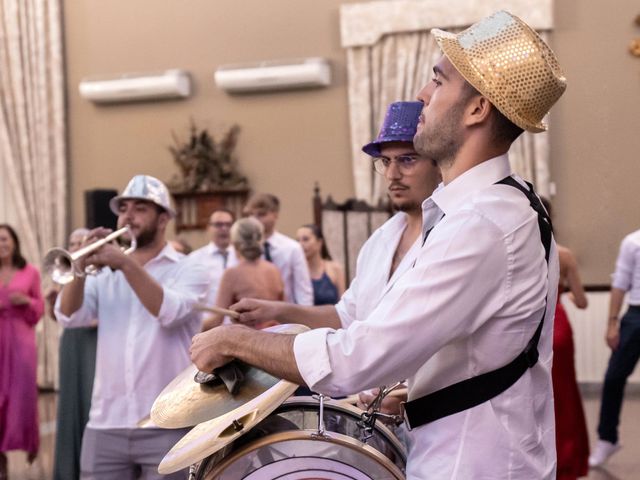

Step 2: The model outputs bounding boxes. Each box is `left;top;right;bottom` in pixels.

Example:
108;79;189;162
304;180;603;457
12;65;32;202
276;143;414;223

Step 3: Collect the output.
209;221;233;229
373;155;422;175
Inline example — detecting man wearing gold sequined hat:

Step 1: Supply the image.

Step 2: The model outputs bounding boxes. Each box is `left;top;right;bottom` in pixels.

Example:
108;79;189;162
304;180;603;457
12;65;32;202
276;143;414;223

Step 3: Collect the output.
191;11;567;479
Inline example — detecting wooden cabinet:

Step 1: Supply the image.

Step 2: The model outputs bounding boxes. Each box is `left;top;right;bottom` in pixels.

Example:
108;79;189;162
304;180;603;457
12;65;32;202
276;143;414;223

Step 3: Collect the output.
171;188;249;232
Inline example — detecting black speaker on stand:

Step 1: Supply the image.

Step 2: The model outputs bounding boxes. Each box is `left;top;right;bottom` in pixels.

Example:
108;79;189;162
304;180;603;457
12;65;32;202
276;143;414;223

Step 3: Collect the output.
84;189;118;230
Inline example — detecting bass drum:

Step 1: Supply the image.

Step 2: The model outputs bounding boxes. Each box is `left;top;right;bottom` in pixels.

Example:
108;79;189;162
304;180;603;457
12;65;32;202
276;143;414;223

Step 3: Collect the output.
195;397;406;479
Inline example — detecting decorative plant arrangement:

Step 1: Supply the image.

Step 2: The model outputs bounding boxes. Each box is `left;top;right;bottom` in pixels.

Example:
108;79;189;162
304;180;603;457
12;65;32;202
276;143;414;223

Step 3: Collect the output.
168;120;247;192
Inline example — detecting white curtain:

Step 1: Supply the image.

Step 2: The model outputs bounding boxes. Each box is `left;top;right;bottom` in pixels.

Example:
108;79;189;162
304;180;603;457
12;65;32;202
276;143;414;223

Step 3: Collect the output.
0;0;67;388
340;0;555;203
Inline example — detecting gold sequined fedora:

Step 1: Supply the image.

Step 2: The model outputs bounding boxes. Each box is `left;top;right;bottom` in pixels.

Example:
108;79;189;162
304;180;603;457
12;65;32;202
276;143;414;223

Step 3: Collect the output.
431;10;567;133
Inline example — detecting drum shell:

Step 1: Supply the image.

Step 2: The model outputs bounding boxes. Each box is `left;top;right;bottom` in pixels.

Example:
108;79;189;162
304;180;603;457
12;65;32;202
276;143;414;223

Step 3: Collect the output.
196;397;406;479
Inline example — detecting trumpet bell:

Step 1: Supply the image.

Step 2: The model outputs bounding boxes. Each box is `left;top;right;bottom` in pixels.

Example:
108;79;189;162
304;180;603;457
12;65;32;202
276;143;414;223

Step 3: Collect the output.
43;225;136;285
43;248;76;285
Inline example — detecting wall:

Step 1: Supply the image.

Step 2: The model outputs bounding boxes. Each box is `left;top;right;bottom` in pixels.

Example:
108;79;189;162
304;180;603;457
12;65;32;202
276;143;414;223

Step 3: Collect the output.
64;1;640;283
551;1;640;284
63;0;359;249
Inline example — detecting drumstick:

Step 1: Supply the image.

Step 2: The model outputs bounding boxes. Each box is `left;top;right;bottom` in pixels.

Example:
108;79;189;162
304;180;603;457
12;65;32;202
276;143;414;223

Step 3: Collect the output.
341;387;408;405
194;303;241;320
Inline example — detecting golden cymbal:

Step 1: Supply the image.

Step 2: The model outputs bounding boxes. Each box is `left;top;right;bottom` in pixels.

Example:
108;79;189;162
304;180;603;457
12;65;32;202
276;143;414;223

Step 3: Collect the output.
150;323;309;429
158;378;298;474
137;414;157;428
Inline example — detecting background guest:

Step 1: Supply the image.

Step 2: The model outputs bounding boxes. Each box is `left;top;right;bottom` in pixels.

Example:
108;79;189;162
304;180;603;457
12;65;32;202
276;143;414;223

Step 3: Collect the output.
541;198;590;479
296;224;344;305
244;193;313;305
55;175;209;479
589;223;640;467
51;227;98;480
189;208;238;315
0;224;44;478
202;217;283;331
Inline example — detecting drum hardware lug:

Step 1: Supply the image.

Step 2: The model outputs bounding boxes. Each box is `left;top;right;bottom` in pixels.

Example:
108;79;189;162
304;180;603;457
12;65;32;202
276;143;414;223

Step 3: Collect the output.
358;383;405;442
311;393;327;436
232;418;244;431
374;411;405;427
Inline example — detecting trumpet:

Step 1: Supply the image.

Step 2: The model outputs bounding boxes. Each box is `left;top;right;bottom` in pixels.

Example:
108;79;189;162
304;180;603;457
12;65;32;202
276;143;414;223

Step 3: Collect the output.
43;225;137;285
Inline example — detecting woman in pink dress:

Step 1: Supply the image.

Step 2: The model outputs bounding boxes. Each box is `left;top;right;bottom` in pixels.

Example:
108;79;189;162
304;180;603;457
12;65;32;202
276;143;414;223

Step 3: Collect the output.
0;224;44;479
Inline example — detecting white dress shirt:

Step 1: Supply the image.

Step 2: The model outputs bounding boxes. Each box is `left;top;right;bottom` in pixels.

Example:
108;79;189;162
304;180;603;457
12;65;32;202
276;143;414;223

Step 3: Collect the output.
294;155;559;479
264;231;313;305
55;244;210;429
611;229;640;304
336;212;421;328
189;243;238;309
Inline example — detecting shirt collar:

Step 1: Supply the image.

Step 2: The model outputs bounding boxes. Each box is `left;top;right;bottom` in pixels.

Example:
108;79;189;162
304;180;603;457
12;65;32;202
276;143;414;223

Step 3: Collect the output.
378;211;408;235
207;242;229;255
428;154;511;216
155;242;182;263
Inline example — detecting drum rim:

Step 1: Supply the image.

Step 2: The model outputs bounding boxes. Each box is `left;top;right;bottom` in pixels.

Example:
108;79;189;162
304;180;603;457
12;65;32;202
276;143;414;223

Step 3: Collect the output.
200;429;406;479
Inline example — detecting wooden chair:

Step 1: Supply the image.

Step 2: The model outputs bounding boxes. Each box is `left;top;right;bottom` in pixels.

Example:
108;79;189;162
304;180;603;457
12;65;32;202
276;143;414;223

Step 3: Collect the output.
312;184;391;284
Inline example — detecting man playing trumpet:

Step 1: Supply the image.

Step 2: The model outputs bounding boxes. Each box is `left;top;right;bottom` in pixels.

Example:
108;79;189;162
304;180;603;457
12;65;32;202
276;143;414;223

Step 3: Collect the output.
56;175;210;480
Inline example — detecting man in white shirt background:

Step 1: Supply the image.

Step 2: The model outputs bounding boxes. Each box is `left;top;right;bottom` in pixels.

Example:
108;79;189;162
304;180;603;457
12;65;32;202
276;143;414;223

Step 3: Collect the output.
189;208;238;312
191;11;566;479
56;175;210;479
244;193;313;305
589;229;640;467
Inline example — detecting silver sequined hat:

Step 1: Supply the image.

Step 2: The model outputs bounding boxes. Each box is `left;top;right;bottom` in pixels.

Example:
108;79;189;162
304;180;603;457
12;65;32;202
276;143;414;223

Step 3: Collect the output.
431;10;567;133
109;175;176;217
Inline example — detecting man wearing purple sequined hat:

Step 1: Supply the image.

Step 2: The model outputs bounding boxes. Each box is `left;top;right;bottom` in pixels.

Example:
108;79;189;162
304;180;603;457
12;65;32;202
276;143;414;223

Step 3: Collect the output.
191;10;567;479
228;100;440;355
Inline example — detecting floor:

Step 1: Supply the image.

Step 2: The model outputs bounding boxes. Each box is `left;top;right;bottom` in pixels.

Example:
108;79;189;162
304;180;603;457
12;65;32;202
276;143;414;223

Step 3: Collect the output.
5;390;640;479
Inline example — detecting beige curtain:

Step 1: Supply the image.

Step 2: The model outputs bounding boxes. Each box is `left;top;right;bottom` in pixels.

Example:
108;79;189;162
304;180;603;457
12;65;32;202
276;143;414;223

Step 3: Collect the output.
0;0;67;388
341;0;554;203
346;30;445;202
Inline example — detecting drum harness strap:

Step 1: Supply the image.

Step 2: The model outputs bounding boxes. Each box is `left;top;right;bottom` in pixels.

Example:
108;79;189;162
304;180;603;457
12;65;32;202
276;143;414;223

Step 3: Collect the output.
401;176;553;431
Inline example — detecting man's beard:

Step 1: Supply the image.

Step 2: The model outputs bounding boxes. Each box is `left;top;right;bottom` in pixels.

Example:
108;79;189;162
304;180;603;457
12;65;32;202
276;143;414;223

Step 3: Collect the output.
391;197;421;213
414;101;466;168
132;221;159;249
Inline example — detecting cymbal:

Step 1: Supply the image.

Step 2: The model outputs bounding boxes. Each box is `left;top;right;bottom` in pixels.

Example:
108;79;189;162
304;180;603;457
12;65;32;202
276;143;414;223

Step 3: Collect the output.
137;414;159;429
158;378;298;474
150;323;309;429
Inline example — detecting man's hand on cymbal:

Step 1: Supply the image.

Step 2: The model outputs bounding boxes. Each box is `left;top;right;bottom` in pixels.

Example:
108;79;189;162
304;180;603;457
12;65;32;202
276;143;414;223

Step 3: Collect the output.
190;325;238;372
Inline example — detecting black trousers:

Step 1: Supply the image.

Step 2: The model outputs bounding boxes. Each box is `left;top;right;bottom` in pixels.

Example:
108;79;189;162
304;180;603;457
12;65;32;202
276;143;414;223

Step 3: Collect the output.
597;305;640;443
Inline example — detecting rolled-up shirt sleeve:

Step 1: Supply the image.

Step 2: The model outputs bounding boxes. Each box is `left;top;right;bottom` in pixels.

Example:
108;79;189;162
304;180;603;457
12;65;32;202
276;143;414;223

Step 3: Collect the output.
156;258;210;328
54;275;99;328
293;210;512;397
294;327;335;387
611;236;635;291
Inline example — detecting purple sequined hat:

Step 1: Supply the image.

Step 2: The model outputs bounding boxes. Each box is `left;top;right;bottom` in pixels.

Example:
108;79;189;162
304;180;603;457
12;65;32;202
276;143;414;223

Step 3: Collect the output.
362;101;423;156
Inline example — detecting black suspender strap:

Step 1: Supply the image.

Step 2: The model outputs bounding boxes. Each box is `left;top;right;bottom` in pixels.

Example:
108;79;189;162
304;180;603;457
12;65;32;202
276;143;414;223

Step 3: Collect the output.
402;176;553;430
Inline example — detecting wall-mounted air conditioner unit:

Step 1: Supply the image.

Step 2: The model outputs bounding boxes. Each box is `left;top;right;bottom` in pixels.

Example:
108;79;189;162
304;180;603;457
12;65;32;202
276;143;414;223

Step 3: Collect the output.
214;57;331;93
78;69;191;104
